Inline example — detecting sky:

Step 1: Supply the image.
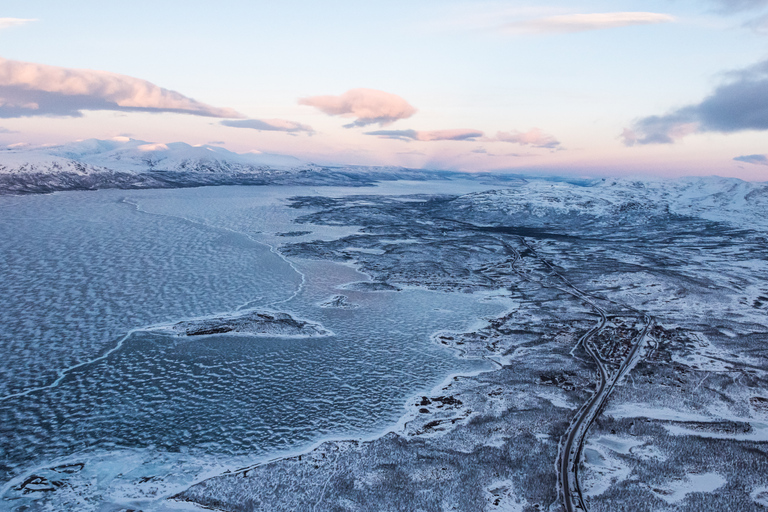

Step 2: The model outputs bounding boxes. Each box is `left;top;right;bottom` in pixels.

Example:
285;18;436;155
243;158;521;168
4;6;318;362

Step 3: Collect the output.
1;0;767;179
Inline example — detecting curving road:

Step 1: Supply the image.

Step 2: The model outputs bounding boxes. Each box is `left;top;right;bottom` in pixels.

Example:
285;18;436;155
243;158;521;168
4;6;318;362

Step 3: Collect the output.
436;219;654;511
490;230;653;512
558;312;652;511
492;229;653;512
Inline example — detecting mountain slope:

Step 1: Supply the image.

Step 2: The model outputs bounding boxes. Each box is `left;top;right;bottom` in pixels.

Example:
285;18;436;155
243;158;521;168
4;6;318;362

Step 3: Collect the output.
0;138;319;194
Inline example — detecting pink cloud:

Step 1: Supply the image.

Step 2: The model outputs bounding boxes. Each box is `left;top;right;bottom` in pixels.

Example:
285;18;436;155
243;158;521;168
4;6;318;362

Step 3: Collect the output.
0;18;36;29
493;128;560;148
0;57;243;118
502;12;674;34
365;128;484;141
299;88;417;127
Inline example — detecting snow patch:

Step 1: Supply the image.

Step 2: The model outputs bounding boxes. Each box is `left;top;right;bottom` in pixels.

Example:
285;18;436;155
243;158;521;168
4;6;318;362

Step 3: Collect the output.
605;404;714;422
581;444;632;498
751;486;768;507
485;480;528;512
535;390;573;409
650;472;726;504
138;143;170;152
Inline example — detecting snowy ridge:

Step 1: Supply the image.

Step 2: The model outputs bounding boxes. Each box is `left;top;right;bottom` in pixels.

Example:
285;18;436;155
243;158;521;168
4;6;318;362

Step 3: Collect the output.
0;138;493;194
0;138;304;175
2;138;767;233
454;176;768;231
0;138;313;194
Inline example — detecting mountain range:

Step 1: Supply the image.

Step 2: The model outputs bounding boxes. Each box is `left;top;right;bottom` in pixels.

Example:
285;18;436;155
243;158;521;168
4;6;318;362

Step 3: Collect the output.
1;138;767;233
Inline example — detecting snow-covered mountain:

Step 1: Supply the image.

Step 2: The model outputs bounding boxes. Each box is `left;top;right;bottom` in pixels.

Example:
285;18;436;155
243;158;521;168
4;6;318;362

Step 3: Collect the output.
43;138;304;172
0;138;312;194
1;138;767;233
0;138;493;194
0;138;303;176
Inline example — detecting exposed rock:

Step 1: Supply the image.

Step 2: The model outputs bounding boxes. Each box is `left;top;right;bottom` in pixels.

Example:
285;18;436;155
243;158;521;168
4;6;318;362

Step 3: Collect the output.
156;310;332;338
319;295;359;309
341;281;401;292
275;231;313;237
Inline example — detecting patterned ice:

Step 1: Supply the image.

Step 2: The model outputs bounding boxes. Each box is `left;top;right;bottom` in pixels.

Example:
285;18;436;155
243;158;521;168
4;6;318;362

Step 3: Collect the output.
0;185;506;510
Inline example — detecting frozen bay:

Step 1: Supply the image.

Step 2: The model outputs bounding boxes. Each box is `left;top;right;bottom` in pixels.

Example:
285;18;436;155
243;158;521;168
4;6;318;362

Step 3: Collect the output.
0;182;507;510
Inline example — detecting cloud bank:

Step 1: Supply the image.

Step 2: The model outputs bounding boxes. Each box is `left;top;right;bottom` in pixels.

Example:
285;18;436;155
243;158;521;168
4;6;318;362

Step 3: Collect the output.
734;154;768;165
299;88;417;127
623;59;768;145
365;128;483;141
221;118;314;134
0;18;36;29
502;12;674;34
0;57;242;119
494;128;560;148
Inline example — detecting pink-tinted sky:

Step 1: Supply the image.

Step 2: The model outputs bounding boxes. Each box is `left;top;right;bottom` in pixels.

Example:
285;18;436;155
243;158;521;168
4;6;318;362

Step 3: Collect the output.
1;0;767;179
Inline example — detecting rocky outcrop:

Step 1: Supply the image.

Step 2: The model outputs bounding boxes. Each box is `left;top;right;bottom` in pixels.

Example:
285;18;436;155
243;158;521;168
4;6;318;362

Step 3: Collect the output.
156;310;332;338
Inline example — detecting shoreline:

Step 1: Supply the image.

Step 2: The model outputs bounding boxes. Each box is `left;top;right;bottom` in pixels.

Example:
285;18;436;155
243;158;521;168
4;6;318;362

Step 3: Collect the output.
1;189;513;510
5;181;768;511
0;287;513;512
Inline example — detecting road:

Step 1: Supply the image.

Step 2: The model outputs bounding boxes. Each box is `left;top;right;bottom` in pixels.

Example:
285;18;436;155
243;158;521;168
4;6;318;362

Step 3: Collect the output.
558;312;652;512
490;229;653;512
492;229;653;512
439;219;654;511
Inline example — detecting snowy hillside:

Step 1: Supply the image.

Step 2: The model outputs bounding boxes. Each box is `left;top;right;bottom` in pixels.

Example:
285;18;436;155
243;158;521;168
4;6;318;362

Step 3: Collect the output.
0;138;323;194
0;137;304;176
0;138;493;194
453;176;768;231
1;138;767;234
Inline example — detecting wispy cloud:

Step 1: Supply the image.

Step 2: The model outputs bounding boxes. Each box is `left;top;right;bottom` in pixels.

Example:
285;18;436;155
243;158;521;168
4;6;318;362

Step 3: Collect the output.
221;118;314;134
365;128;483;141
623;58;768;145
366;126;561;148
0;126;18;133
734;154;768;165
299;88;417;127
501;12;674;34
0;57;243;119
493;128;560;148
0;18;36;29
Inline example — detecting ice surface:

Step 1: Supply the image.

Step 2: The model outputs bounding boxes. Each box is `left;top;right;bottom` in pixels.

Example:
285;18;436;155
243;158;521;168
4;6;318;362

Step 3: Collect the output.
0;185;507;511
0;190;297;397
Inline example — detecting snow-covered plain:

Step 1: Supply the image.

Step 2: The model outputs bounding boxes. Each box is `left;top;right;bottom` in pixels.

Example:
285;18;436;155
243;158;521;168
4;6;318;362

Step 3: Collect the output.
1;145;767;511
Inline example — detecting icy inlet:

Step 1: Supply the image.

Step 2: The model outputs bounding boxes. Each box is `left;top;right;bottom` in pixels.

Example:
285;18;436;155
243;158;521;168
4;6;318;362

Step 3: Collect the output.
0;183;504;511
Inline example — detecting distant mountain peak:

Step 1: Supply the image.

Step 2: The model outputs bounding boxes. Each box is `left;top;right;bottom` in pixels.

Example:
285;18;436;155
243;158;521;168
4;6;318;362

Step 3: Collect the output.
2;138;305;173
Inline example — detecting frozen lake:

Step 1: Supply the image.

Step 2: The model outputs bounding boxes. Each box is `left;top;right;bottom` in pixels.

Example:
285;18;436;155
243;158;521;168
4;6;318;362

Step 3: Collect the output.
0;182;508;510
